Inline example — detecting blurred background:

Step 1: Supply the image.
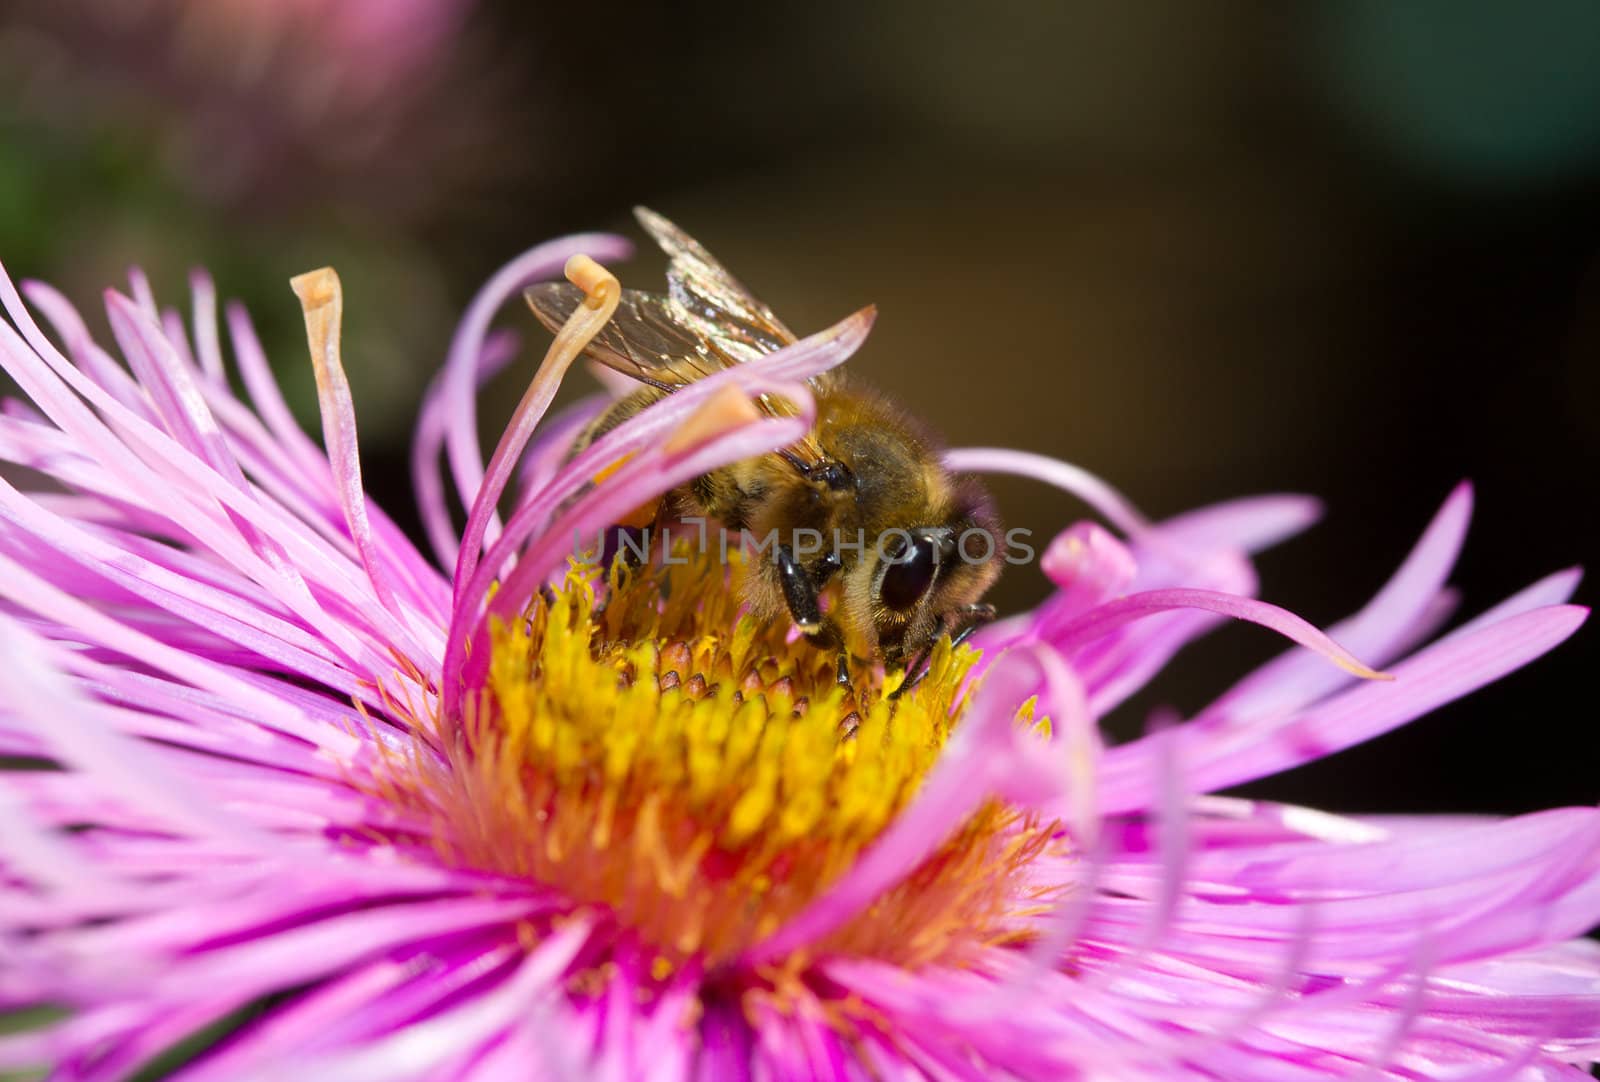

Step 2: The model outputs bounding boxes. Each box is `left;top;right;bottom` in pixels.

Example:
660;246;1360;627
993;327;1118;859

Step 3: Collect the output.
1;1;1595;815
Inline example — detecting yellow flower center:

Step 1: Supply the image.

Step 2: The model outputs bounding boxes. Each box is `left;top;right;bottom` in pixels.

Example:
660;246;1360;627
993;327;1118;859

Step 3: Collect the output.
374;551;1063;973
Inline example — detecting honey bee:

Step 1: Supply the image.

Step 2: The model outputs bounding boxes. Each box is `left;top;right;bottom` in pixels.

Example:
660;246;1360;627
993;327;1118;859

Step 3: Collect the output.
525;208;1001;682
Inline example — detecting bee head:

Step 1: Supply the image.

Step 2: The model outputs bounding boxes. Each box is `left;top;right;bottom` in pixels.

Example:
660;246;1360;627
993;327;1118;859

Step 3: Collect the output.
866;480;1002;666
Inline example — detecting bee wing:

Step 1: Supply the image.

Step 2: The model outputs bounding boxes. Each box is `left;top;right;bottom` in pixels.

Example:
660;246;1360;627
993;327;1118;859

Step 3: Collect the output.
526;214;829;470
634;206;799;362
523;282;734;391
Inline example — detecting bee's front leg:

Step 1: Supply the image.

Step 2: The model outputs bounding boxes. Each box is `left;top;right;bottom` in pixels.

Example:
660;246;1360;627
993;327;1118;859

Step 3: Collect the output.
777;544;856;694
888;603;998;700
947;602;998;651
775;544;824;634
812;549;842;587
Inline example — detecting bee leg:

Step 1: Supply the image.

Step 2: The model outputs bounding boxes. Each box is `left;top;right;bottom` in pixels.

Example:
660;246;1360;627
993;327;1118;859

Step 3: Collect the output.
776;545;856;692
626;501;669;569
887;649;930;701
776;544;824;634
623;526;650;570
813;549;842;586
594;508;661;619
947;602;998;651
888;603;998;700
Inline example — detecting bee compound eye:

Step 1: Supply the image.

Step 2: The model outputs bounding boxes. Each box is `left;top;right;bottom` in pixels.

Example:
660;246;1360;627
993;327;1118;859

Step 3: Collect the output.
880;536;939;612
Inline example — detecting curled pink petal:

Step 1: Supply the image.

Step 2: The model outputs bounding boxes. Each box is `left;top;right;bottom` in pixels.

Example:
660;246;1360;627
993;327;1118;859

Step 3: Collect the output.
944;446;1150;537
1052;586;1390;679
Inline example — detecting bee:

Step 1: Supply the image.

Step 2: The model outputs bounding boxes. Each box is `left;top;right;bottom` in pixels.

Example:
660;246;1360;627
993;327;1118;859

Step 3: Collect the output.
525;208;1000;682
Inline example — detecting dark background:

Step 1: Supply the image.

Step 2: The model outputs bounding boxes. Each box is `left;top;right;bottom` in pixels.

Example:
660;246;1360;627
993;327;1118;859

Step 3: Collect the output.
2;2;1596;815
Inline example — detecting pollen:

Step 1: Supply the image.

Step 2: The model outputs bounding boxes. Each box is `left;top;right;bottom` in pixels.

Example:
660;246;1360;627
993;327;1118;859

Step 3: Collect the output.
374;550;1063;973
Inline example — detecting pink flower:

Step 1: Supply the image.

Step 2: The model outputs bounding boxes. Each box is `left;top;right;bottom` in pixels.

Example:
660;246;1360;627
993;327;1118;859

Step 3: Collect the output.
0;216;1593;1080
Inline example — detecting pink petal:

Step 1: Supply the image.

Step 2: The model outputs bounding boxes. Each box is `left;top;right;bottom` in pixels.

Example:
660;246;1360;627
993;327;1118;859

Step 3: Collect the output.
943;446;1150;538
1050;587;1387;681
1207;482;1475;725
1099;603;1586;811
410;329;520;568
436;235;632;545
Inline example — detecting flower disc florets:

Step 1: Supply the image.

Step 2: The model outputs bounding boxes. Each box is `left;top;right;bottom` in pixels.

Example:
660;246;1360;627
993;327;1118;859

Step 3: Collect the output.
376;548;1062;975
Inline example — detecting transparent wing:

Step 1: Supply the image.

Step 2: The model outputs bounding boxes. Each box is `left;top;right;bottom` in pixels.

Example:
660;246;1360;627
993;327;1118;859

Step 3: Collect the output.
634;206;798;362
525;215;827;469
523;282;734;390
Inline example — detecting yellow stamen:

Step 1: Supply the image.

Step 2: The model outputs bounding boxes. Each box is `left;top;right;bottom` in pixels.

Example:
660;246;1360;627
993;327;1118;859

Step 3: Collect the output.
371;548;1064;977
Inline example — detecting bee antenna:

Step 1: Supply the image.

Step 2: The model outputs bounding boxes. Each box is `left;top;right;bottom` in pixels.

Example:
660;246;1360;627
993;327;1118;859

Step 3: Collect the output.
777;449;811;476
